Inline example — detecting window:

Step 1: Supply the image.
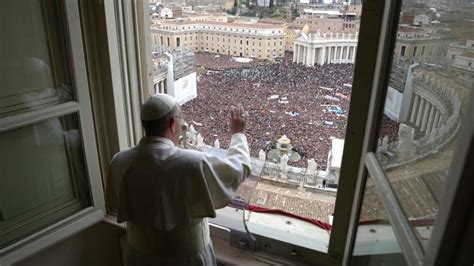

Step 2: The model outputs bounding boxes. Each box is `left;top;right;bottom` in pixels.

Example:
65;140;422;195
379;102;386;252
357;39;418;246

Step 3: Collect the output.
8;1;469;265
176;37;180;47
349;0;474;264
401;45;406;56
0;0;103;262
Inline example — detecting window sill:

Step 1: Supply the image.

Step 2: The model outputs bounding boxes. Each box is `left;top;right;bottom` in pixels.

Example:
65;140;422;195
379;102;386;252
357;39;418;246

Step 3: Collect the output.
212;207;330;253
103;214;303;265
0;208;103;265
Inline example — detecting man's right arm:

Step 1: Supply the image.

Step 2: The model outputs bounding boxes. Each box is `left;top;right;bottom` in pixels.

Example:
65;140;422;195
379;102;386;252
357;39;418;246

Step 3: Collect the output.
185;105;251;214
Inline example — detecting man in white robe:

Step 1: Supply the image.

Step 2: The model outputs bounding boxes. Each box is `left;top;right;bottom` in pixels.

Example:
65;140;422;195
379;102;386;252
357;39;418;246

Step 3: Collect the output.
106;94;250;266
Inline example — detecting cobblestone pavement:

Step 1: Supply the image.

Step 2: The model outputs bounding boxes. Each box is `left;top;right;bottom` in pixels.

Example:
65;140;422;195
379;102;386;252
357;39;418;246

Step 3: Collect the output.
359;73;471;222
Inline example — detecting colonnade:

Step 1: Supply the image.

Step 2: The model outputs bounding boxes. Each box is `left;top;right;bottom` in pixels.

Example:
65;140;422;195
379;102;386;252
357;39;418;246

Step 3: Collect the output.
293;43;357;66
154;79;167;94
409;93;445;137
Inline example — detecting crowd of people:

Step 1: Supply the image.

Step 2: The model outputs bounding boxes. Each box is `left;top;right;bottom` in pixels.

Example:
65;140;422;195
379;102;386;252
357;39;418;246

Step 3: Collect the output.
194;52;265;70
183;53;397;169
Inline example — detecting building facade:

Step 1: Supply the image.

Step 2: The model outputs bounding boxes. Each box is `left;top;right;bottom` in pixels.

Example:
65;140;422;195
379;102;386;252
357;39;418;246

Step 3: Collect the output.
152;20;285;59
293;31;358;66
295;15;360;33
393;27;446;64
283;23;303;51
152;47;198;104
446;40;474;86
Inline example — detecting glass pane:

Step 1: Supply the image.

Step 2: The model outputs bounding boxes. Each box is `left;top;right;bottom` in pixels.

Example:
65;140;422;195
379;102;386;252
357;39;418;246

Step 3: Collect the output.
0;113;91;248
0;0;74;118
351;176;407;266
374;1;473;248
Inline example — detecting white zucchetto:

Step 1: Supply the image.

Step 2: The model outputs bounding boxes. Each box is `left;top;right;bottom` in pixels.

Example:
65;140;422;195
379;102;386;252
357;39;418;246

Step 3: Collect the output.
140;94;178;121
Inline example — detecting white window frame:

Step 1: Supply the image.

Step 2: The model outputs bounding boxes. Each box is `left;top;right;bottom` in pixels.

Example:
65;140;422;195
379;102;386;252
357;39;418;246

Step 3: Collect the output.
0;1;104;264
342;0;474;265
101;0;474;264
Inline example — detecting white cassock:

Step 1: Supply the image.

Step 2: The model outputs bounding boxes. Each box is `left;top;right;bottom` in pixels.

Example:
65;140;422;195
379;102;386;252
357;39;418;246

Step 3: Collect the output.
106;133;251;266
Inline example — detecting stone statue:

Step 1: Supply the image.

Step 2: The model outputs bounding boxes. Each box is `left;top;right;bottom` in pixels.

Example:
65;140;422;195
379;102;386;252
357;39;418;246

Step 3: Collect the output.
307;158;317;176
297;180;305;192
258;149;266;161
396;124;417;161
381;135;389;152
189;125;197;145
214;138;220;149
197;134;204;148
280;154;289;173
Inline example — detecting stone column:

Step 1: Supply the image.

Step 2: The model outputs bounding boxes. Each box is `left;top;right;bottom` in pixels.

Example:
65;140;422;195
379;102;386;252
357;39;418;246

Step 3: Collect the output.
352;46;357;63
421;100;431;132
306;46;310;65
307;47;314;66
434;111;442;130
426;105;436;136
301;46;305;65
303;46;309;65
439;114;445;129
320;47;326;65
293;44;297;62
433;110;440;131
410;94;420;123
300;45;303;63
307;47;311;66
298;45;302;63
328;46;333;63
294;45;298;62
300;45;304;63
415;97;425;127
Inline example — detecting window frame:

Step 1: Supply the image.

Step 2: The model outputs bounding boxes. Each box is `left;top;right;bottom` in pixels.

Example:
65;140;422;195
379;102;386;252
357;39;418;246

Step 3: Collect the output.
57;0;473;265
341;0;474;265
0;0;104;264
102;0;401;265
100;1;474;264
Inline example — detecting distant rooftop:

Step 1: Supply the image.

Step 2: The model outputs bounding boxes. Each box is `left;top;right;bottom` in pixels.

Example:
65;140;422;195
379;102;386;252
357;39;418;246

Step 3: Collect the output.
398;27;425;32
159;20;283;29
258;18;287;25
460;52;474;59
